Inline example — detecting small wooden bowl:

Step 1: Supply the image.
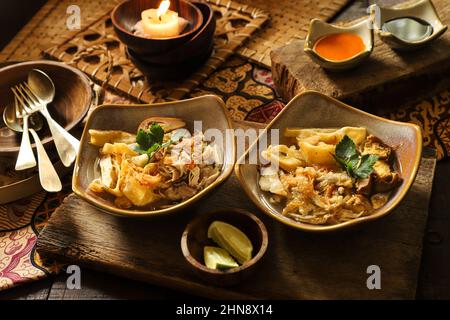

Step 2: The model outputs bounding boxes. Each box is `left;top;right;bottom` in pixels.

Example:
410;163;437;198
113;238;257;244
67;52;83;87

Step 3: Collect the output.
135;1;215;65
181;209;268;287
127;45;213;80
111;0;203;56
0;60;93;155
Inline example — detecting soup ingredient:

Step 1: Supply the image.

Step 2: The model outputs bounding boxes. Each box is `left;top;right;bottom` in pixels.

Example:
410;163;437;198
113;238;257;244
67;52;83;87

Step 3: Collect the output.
88;117;222;209
382;17;433;42
362;135;391;160
89;130;136;147
207;221;253;264
204;246;239;270
259;127;401;225
135;123;185;162
138;117;186;133
333;135;379;179
314;32;366;61
283;127;367;166
136;123;165;150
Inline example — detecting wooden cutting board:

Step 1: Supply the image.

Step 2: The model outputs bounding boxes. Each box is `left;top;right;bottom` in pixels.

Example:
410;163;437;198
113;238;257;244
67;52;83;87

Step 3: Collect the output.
271;0;450;111
36;127;437;300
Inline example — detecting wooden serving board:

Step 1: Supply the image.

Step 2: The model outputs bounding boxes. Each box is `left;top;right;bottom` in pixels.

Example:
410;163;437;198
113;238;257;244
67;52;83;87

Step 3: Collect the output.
36;123;437;300
271;0;450;111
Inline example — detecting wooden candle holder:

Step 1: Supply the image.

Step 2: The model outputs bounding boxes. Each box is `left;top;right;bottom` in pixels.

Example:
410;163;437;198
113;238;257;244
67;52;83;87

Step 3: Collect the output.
111;0;203;56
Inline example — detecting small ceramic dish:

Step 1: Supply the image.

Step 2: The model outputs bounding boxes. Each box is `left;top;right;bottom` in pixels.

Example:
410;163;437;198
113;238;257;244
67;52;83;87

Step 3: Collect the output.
235;91;422;233
0;60;93;154
369;0;447;50
111;0;203;56
304;18;374;71
181;209;268;286
72;95;235;218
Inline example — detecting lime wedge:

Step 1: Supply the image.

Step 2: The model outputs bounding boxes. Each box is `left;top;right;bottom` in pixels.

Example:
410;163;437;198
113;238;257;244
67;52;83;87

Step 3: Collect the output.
207;221;253;264
204;246;239;270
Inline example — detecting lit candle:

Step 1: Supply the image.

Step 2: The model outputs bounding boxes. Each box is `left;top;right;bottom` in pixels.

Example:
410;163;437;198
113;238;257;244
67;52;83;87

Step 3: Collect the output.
141;0;180;38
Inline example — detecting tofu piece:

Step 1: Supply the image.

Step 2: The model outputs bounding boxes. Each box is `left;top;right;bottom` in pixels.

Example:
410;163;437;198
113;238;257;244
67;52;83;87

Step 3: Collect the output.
373;160;392;179
356;175;373;196
373;160;400;192
362;135;392;160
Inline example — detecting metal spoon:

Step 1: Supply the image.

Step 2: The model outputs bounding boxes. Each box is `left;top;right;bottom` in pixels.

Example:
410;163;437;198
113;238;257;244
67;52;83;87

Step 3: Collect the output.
3;102;62;192
27;69;79;167
3;100;44;133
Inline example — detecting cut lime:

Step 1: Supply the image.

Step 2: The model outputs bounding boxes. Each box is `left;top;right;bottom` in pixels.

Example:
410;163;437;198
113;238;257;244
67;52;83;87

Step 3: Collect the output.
216;263;238;271
207;221;253;264
204;246;239;270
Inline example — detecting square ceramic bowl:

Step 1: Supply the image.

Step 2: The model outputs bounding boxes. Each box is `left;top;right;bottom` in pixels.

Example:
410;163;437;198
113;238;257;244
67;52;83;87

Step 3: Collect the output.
304;18;374;70
73;95;235;217
235;91;422;232
369;0;447;50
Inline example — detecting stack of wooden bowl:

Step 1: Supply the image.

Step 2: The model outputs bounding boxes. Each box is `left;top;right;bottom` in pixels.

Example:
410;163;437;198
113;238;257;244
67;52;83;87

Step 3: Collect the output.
112;0;216;80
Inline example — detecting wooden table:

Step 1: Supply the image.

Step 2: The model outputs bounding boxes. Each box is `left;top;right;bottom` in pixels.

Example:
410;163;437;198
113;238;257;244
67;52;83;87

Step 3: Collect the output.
2;0;450;300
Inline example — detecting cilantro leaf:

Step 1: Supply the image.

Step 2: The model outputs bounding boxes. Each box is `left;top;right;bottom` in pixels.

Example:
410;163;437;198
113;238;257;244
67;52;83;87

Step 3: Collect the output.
353;154;379;179
335;135;357;162
136;123;164;150
150;123;164;144
136;129;152;150
333;135;379;180
135;125;188;163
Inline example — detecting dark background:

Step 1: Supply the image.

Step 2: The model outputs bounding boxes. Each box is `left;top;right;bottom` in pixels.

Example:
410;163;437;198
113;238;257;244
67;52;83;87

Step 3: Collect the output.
0;0;47;50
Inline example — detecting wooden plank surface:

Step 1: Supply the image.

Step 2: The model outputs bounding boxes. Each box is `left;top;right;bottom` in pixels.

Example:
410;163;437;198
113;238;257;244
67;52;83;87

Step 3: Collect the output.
270;0;450;109
36;147;436;299
0;277;52;300
417;160;450;299
2;0;448;300
47;270;187;300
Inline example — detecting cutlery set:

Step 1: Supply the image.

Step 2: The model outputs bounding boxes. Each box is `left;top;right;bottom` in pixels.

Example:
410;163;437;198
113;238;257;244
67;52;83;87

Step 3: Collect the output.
2;69;80;192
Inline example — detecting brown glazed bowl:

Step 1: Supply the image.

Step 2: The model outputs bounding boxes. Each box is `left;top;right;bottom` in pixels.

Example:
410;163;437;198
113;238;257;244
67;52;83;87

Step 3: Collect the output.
111;0;203;56
0;60;93;155
181;209;268;286
73;95;235;217
235;91;423;233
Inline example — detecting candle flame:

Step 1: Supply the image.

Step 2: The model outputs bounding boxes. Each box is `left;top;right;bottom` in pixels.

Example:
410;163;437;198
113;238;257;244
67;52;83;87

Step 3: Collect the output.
157;0;171;19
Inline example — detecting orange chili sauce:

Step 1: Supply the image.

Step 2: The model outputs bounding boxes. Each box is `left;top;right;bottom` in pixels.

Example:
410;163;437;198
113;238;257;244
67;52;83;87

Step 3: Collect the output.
313;32;365;61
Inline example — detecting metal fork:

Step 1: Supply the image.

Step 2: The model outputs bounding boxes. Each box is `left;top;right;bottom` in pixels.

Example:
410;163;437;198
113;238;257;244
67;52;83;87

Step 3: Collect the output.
15;82;78;167
11;86;36;171
12;89;62;192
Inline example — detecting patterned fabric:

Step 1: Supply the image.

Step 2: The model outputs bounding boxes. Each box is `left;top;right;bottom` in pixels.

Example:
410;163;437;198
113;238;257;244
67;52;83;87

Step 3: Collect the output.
385;89;450;160
1;55;449;291
190;57;284;123
0;226;46;289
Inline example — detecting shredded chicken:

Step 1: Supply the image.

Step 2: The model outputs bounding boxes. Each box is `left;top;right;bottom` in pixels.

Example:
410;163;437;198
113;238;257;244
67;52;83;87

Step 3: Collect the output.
259;128;400;225
88;123;222;209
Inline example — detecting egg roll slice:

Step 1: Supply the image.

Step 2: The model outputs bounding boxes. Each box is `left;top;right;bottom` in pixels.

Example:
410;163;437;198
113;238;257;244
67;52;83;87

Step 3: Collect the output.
89;129;136;147
261;145;304;172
